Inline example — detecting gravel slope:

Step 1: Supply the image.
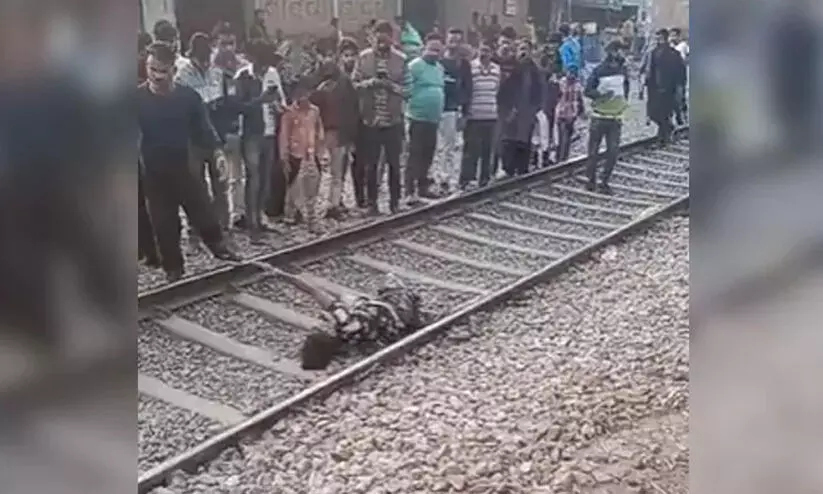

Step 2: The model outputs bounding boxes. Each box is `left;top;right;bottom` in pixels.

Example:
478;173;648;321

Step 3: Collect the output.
165;214;689;494
138;100;657;292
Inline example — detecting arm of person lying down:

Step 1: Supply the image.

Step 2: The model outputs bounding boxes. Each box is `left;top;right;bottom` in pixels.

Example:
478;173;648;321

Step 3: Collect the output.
248;261;340;311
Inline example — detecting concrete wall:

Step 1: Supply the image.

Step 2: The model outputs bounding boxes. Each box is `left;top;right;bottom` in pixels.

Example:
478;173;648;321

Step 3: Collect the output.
651;0;688;31
441;0;529;32
253;0;530;38
256;0;398;37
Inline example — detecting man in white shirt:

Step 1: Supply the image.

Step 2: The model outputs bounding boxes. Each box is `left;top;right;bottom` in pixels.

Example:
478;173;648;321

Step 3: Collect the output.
670;28;689;125
670;28;689;62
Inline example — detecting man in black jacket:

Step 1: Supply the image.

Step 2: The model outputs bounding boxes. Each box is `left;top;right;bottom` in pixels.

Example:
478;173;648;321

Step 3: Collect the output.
139;42;240;282
645;29;687;144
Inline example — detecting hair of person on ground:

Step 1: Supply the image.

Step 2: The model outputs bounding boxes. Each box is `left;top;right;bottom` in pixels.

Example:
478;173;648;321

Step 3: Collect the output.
374;19;393;35
147;42;176;65
300;332;343;370
153;20;177;42
338;36;359;54
139;31;153;52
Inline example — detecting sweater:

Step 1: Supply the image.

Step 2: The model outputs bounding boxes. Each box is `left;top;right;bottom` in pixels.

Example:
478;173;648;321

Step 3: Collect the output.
440;56;473;115
584;58;630;119
405;57;445;123
468;60;500;120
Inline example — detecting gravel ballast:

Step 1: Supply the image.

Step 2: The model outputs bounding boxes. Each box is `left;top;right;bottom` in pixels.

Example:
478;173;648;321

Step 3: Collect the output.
139;394;222;475
138;100;657;294
440;215;579;255
508;193;632;225
405;228;551;272
476;203;613;241
138;322;305;415
357;242;518;291
174;299;308;360
167;214;689;494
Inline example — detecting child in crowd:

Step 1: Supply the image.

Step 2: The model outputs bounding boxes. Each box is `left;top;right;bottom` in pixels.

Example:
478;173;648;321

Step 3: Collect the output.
555;66;586;163
279;78;328;230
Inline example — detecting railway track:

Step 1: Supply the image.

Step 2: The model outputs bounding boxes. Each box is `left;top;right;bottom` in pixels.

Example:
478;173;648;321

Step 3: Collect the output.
138;129;689;493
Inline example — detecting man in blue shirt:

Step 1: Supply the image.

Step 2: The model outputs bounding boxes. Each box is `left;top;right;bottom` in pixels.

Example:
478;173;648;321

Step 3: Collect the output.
558;24;582;75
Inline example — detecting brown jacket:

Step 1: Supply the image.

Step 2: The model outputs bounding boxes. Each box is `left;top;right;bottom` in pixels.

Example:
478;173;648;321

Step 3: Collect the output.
353;47;406;127
309;73;360;146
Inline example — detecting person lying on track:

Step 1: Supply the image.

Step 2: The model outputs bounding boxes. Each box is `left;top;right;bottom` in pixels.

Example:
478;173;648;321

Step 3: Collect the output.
249;262;430;370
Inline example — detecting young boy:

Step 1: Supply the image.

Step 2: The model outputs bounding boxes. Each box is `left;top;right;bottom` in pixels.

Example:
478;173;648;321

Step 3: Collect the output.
279;78;328;230
248;261;427;370
555;67;586;163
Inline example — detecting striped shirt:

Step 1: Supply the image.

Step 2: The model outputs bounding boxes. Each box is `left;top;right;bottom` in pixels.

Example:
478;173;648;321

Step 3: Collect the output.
468;59;501;120
174;59;223;103
372;55;393;127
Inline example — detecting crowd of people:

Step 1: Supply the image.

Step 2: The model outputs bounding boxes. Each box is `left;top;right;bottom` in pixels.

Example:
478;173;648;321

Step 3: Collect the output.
137;16;688;283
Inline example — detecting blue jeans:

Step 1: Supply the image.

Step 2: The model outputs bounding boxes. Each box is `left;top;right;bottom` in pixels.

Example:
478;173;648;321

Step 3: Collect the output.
241;134;275;230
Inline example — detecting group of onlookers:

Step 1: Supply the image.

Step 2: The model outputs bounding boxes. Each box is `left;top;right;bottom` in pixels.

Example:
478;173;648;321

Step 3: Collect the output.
137;15;687;283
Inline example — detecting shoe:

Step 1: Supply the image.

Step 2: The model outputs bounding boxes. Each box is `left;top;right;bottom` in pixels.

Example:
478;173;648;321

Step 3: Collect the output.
406;194;422;206
143;254;162;268
419;189;439;200
325;207;343;220
585;180;596;192
213;247;242;262
598;183;613;195
233;215;248;230
389;204;399;215
249;229;266;245
166;268;184;283
367;205;380;217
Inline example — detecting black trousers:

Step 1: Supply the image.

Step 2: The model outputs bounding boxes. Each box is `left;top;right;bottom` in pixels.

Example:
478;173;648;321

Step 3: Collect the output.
406;120;439;196
349;123;369;207
556;119;576;163
502;140;532;177
361;123;403;209
460;120;495;187
586;118;622;185
265;116;287;218
142;158;224;273
138;172;159;261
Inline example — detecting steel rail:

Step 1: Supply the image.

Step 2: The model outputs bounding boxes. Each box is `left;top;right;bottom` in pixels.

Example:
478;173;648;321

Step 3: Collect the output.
138;128;689;493
139;128;688;313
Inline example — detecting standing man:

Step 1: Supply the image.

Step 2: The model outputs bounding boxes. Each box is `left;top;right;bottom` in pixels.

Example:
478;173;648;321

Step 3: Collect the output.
669;27;689;125
354;20;407;216
405;34;446;204
310;57;359;219
583;41;630;194
138;32;159;267
337;38;368;209
492;40;518;178
558;24;582;76
433;28;473;195
248;9;271;43
210;23;245;231
498;39;545;177
460;40;500;189
153;20;187;70
175;33;232;232
234;40;286;241
646;29;686;144
138;42;240;282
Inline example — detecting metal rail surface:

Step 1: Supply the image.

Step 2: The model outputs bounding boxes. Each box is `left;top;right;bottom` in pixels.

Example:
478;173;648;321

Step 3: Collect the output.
138;129;689;493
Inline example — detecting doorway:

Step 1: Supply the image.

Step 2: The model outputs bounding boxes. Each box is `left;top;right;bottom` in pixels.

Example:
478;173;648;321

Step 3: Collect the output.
174;0;247;52
403;0;439;35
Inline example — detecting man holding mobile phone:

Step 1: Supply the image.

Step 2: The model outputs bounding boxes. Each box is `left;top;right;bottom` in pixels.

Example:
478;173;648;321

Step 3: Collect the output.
234;40;286;242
